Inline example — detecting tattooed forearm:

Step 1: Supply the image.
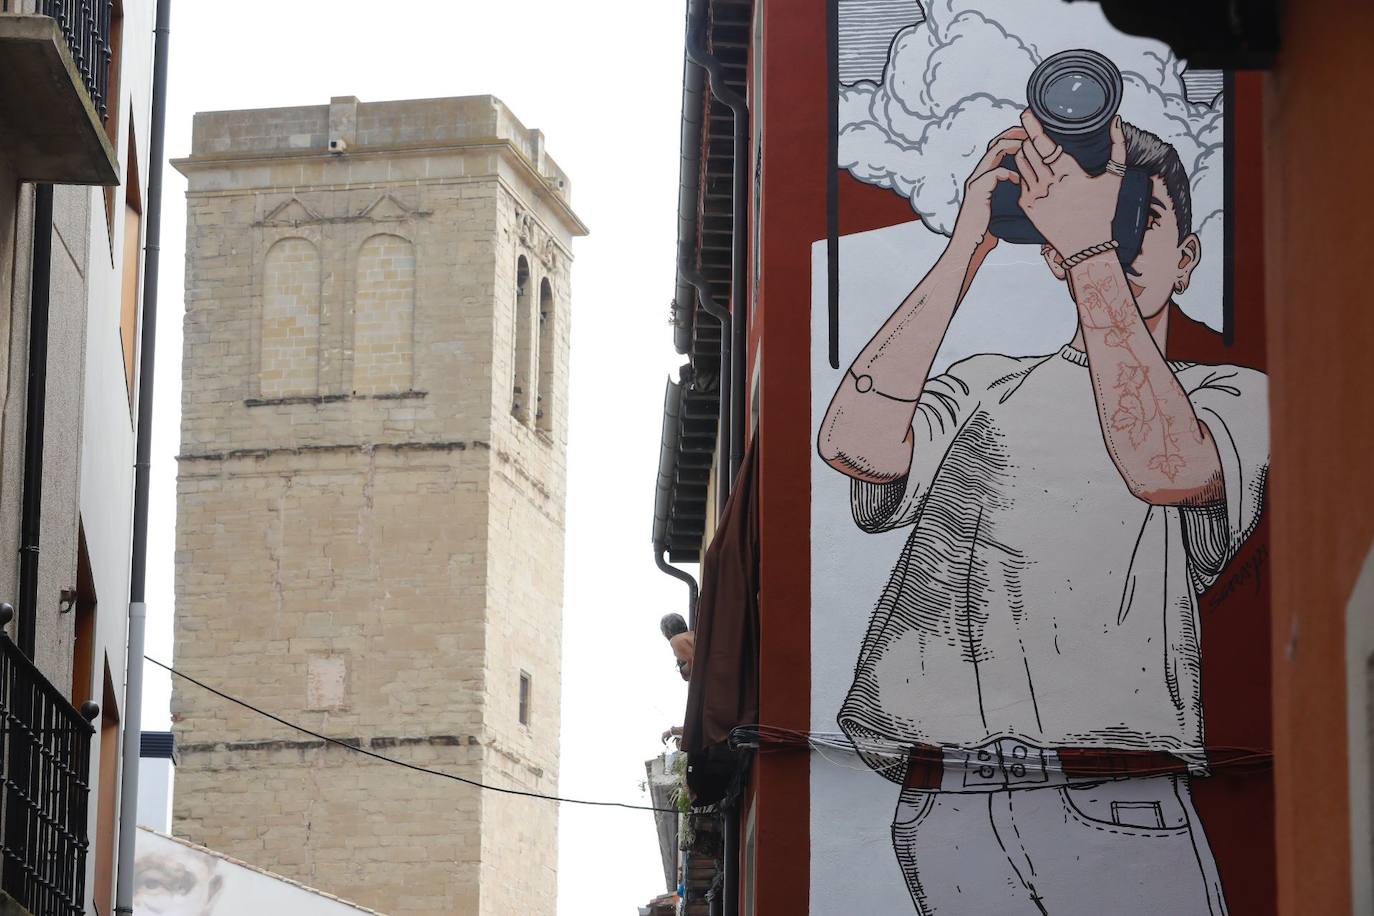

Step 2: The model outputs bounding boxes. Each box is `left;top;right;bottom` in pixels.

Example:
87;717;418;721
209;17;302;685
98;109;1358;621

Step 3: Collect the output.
1072;256;1222;504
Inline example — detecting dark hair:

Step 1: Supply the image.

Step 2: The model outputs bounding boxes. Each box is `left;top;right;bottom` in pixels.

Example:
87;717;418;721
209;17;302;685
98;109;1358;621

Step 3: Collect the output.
1121;121;1192;243
660;613;688;640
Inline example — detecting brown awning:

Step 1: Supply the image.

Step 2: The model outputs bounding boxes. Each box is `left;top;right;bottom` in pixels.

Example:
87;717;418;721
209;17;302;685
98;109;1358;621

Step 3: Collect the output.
682;436;759;768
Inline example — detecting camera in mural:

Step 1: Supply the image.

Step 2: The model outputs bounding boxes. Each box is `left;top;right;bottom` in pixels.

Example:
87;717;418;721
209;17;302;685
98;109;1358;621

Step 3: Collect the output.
813;3;1269;915
988;49;1153;267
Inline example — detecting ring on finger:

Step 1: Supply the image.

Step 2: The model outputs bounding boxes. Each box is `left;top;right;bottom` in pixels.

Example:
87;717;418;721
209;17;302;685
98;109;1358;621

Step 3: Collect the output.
1105;159;1126;177
1042;144;1064;166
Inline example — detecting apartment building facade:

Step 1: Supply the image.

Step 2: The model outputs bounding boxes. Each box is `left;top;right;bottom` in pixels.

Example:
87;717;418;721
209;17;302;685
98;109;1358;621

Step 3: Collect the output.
657;0;1371;914
0;0;162;913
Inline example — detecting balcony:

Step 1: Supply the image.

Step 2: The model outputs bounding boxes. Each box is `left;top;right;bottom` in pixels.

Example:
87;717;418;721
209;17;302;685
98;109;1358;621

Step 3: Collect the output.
0;1;119;185
0;617;96;916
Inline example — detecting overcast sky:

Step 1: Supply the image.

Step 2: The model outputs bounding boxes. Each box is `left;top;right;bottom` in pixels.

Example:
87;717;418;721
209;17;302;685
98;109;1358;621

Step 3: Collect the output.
141;2;694;910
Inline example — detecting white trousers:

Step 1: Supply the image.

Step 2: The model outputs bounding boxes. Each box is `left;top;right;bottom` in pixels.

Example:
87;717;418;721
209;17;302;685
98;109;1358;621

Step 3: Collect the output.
891;774;1229;916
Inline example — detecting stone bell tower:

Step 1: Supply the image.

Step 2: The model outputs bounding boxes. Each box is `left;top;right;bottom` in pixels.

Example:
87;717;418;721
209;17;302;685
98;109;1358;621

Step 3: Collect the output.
171;95;585;915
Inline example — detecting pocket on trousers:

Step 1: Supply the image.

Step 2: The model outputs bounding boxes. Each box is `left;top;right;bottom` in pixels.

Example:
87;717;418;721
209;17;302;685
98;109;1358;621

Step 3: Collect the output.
892;786;936;828
1060;778;1190;836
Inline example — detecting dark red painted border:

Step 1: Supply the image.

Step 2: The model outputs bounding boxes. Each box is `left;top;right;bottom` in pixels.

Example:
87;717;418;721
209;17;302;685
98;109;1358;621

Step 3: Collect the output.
753;2;823;913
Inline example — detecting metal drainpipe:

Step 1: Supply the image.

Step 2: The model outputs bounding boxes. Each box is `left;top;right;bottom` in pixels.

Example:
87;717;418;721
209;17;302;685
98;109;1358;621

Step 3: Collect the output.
655;545;700;626
16;183;54;660
114;0;170;909
686;12;749;490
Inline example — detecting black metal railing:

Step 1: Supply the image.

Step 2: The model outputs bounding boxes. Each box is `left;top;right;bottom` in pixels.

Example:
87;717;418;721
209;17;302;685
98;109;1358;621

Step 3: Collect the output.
0;606;95;916
2;0;115;122
44;0;115;122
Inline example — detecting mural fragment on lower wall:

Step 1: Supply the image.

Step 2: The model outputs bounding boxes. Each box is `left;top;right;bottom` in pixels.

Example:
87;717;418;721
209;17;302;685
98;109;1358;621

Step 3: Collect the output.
810;2;1271;914
134;828;380;915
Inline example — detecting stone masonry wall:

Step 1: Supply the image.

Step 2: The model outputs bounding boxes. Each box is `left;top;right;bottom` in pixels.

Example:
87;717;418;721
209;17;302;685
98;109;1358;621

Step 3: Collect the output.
178;180;501;451
260;236;322;399
173;739;488;913
172;448;494;914
473;187;572;916
352;234;416;396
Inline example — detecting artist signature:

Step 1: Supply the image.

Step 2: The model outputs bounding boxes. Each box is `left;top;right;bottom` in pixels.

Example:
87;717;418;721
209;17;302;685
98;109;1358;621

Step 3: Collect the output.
1207;542;1269;611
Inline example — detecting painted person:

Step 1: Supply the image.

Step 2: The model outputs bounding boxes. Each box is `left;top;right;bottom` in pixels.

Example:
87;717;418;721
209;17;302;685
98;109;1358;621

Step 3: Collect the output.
134;843;224;916
817;109;1267;915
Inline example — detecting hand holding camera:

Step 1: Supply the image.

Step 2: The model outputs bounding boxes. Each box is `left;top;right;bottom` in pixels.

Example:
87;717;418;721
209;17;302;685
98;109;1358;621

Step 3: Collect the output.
1015;108;1125;260
949;126;1027;252
987;49;1151;268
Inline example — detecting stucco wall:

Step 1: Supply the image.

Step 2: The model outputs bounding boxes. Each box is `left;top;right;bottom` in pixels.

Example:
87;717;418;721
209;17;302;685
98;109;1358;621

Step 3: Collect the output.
76;0;158;902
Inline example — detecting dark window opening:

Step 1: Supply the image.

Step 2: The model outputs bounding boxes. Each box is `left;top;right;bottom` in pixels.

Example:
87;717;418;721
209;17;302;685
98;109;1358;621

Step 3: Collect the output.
519;670;532;727
512;256;532;423
71;525;97;707
535;277;554;435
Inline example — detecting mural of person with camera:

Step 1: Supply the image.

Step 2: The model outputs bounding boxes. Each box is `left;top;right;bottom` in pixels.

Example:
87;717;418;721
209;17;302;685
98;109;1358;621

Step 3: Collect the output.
817;50;1268;916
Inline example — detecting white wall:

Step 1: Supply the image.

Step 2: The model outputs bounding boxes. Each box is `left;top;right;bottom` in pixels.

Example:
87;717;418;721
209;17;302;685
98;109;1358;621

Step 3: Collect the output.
136;757;173;834
807;221;1083;915
81;0;156;701
134;829;381;916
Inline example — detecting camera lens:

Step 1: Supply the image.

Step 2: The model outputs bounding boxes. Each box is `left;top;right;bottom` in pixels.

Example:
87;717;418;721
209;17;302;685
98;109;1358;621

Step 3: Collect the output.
988;48;1141;257
1041;72;1109;123
1026;49;1122;138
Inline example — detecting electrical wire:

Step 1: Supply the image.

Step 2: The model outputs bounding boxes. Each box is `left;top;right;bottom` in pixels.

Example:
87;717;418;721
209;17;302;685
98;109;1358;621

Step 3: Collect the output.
145;656;676;814
148;654;1274;813
729;725;1276;778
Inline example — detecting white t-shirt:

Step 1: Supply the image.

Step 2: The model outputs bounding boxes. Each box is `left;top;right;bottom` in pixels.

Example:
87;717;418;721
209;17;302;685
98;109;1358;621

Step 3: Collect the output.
838;345;1268;782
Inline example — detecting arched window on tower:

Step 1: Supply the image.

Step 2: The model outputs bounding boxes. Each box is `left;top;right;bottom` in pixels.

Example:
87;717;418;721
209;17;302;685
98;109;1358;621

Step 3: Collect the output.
536;277;555;436
260;237;321;399
353;233;416;395
512;256;533;424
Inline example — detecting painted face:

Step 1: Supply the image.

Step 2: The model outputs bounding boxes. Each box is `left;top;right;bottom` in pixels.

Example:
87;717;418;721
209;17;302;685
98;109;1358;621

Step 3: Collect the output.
1042;174;1201;319
133;850;222;916
1121;174;1200;319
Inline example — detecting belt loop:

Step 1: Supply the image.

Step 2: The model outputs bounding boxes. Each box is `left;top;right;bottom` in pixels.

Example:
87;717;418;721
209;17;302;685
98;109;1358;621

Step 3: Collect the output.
903;746;943;790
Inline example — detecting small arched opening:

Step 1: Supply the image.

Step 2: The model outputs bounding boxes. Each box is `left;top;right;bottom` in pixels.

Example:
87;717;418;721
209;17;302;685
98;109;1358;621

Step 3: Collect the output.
512;256;533;423
536;277;555;435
